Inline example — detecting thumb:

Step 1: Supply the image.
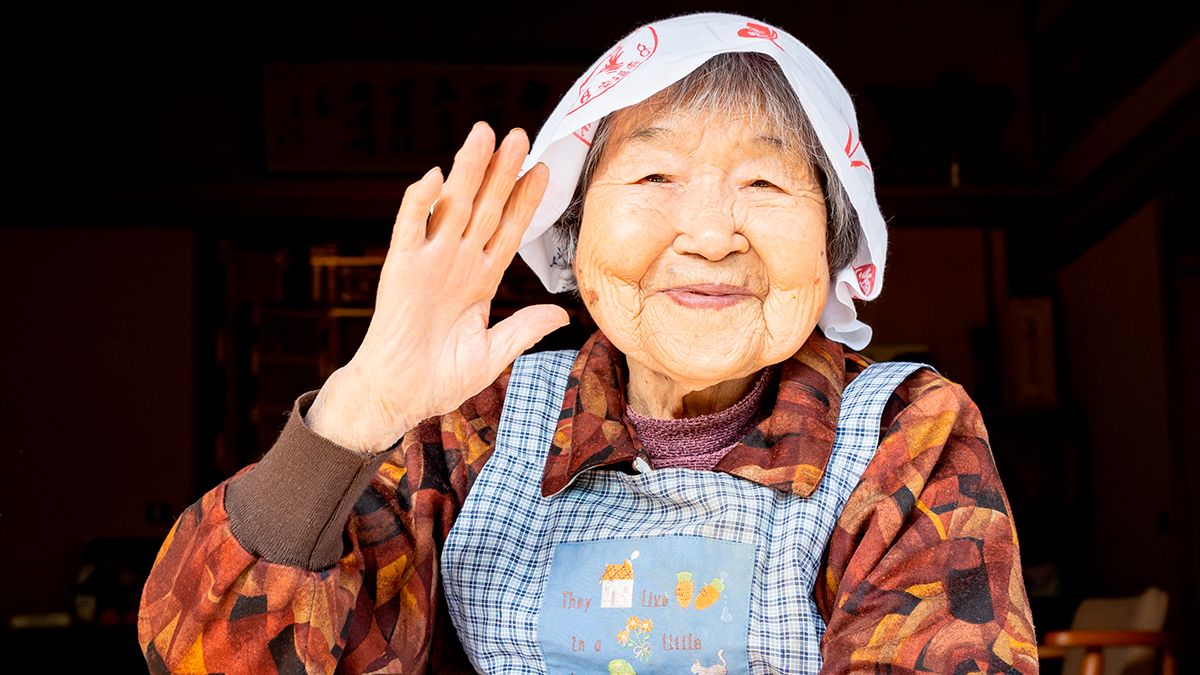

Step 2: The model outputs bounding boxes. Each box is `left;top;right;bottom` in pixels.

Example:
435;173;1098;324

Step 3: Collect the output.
486;304;571;369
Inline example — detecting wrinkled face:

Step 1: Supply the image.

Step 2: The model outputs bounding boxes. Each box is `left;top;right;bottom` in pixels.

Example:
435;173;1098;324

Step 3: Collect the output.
574;104;830;391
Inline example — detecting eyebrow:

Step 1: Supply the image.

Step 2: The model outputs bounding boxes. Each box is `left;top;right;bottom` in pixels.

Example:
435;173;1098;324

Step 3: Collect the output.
624;126;672;144
756;135;785;149
622;126;788;151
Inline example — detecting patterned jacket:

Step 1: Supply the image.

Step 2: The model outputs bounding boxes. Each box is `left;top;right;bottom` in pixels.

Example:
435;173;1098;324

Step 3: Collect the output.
138;329;1039;673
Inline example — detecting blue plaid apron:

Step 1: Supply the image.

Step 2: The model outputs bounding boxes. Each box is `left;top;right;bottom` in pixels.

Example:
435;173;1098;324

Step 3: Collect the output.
442;350;930;674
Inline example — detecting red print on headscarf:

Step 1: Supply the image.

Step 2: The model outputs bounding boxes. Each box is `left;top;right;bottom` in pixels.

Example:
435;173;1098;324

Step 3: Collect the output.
737;22;783;51
567;26;659;116
845;125;872;171
854;264;877;295
573;122;594;147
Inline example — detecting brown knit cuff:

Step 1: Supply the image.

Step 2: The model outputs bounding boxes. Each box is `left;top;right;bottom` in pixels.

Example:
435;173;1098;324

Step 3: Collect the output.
224;390;393;571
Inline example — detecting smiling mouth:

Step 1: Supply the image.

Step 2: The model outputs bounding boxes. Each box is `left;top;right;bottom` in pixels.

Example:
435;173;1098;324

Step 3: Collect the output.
661;284;755;309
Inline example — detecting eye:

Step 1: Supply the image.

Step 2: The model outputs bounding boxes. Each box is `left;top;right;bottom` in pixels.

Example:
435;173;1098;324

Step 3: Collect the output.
639;174;670;184
748;178;778;189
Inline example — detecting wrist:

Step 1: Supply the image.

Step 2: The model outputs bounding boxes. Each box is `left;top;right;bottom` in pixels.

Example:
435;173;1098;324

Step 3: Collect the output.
305;367;407;454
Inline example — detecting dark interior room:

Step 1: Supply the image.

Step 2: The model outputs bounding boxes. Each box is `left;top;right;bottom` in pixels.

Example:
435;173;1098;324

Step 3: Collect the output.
3;2;1198;673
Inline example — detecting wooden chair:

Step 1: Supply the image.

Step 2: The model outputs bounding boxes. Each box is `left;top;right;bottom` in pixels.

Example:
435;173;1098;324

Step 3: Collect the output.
1038;586;1174;675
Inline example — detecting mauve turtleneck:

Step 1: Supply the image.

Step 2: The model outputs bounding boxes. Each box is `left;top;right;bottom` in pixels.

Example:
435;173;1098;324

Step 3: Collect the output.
624;366;774;471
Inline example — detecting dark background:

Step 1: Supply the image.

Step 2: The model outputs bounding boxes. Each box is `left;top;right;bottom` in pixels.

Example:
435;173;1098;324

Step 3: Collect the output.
2;2;1198;671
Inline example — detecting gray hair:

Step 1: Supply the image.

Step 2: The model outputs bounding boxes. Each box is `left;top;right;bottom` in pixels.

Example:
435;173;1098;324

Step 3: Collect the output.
552;51;861;282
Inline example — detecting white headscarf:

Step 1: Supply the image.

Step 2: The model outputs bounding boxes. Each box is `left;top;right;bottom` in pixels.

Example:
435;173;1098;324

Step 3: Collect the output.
517;11;885;351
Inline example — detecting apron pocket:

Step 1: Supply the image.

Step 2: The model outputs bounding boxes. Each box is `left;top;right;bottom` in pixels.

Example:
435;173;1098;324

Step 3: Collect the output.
538;535;754;674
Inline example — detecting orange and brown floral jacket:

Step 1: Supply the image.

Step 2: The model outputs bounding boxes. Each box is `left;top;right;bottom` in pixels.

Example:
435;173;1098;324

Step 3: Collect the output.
139;329;1038;674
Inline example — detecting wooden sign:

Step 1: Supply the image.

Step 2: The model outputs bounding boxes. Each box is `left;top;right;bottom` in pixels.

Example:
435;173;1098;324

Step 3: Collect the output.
263;62;580;173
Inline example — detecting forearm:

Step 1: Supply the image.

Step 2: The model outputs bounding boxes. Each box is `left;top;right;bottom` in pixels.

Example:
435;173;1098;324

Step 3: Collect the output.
140;352;514;672
139;391;398;673
224;390;393;569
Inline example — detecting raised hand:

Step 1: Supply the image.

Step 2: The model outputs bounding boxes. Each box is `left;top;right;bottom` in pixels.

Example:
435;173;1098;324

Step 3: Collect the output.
305;122;568;453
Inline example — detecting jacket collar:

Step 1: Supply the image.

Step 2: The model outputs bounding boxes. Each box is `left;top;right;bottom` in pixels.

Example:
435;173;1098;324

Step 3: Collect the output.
540;329;850;498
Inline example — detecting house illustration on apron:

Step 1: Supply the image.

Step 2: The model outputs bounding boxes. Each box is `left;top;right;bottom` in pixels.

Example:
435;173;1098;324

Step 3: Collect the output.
600;559;635;608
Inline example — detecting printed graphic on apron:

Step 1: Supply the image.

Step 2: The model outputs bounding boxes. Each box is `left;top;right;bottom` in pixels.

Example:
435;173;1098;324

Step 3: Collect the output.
539;535;753;674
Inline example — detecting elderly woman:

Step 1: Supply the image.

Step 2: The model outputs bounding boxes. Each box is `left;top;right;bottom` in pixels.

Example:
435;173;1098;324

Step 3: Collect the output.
139;12;1037;675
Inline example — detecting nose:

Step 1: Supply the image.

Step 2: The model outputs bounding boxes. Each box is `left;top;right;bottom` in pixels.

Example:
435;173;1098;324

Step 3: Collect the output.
671;182;750;261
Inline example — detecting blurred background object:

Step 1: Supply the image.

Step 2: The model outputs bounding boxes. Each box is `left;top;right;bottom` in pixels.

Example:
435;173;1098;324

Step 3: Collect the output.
1038;586;1173;675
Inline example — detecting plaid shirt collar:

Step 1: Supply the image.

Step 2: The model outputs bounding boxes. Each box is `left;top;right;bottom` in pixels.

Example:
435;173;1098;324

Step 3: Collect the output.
541;329;859;498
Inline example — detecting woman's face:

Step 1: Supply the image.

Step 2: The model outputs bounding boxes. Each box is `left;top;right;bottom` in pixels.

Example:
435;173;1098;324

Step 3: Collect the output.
574;103;830;391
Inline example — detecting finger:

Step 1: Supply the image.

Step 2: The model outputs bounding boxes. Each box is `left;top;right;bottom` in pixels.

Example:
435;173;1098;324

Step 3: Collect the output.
390;166;443;250
462;128;530;244
427;121;495;240
485;304;571;372
485;161;550;258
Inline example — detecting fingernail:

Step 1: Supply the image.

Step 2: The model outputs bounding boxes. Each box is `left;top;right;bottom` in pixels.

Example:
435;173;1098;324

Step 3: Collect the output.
509;127;526;138
424;166;442;178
